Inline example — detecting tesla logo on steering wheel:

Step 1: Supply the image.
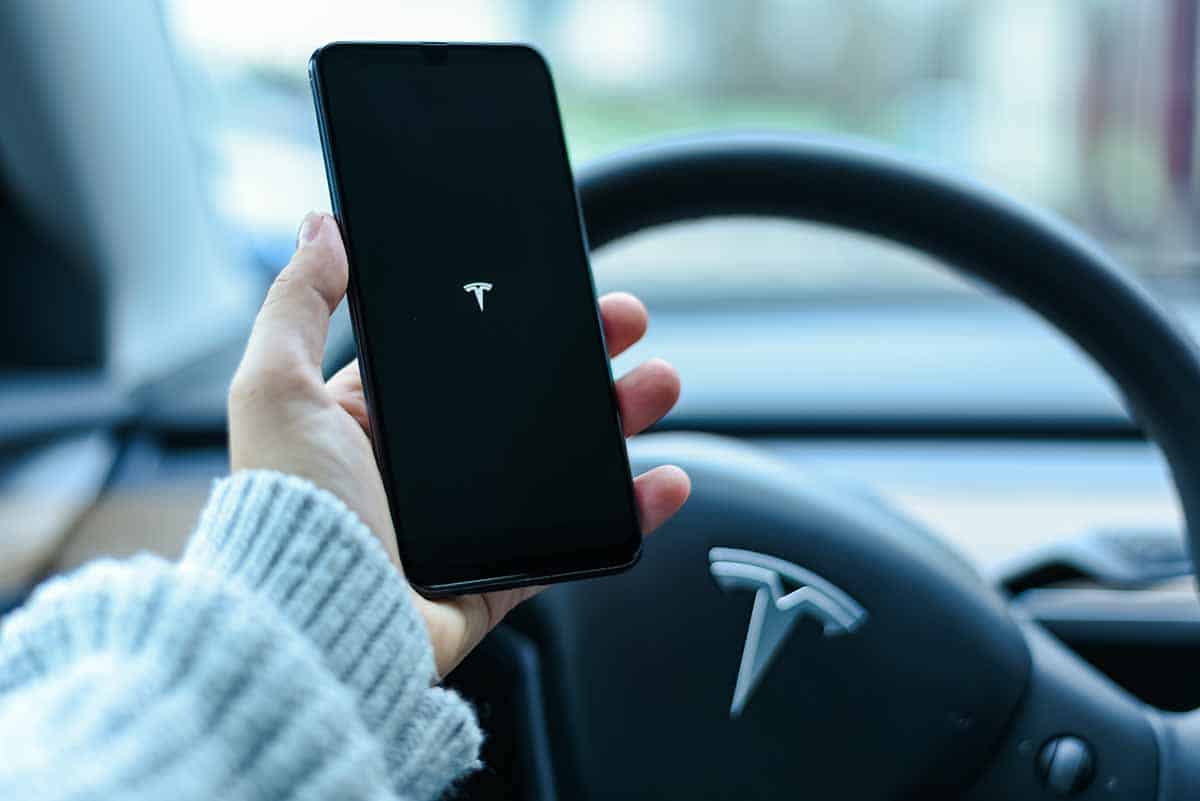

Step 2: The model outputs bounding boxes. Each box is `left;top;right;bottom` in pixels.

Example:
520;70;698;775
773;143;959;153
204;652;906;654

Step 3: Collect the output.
709;547;868;718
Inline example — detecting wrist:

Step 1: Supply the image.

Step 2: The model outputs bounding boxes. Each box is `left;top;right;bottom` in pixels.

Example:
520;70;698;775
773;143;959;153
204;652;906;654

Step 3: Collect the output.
183;469;481;794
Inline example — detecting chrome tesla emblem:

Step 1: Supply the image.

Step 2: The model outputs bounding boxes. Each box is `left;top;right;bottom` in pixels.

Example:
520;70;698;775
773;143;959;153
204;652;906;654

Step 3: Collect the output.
463;281;493;311
709;547;868;718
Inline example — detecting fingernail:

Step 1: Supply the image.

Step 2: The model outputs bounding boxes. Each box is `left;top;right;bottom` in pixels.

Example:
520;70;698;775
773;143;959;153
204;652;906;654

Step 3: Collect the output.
297;212;323;245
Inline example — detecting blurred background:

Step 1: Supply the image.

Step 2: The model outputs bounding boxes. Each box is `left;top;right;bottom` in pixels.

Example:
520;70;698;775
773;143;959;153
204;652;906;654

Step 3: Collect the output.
1;1;1196;606
168;0;1200;312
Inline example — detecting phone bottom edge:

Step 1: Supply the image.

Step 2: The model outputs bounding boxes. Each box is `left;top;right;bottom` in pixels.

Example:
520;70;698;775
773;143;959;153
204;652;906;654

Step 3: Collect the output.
408;546;643;598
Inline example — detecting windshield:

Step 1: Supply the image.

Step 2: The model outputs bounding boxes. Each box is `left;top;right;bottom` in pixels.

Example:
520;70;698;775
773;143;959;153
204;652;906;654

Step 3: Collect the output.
164;1;1199;306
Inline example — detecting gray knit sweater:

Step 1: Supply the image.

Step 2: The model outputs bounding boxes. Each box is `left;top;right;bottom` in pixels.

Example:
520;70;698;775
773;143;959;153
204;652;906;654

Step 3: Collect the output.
0;470;483;800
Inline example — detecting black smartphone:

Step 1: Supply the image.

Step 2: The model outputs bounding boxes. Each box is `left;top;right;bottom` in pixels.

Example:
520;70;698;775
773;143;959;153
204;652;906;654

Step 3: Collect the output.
308;42;641;596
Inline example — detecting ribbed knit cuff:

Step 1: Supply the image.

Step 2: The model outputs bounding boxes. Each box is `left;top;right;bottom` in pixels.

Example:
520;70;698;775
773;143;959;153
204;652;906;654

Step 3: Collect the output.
182;470;482;799
0;556;395;800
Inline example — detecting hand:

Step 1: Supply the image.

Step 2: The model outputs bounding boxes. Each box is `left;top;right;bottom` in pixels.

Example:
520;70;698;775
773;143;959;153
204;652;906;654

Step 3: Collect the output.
229;212;691;676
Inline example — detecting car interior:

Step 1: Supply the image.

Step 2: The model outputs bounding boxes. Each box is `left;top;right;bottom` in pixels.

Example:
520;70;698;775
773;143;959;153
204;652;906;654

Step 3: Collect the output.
5;1;1200;799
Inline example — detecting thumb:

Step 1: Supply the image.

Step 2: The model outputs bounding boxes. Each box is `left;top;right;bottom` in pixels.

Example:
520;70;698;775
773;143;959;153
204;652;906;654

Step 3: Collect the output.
242;212;347;377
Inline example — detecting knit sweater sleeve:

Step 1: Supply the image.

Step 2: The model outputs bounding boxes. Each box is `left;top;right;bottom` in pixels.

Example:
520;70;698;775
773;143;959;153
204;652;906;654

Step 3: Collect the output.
0;470;482;801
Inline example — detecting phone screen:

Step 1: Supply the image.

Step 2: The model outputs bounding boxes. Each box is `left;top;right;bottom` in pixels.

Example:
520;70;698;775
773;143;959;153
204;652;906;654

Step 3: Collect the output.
310;44;640;591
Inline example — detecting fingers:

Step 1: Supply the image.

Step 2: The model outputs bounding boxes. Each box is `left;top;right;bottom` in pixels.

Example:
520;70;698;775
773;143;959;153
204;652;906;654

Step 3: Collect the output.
241;212;348;380
616;357;681;436
327;361;371;431
331;352;689;532
327;360;362;396
634;464;691;535
332;354;690;532
599;292;648;357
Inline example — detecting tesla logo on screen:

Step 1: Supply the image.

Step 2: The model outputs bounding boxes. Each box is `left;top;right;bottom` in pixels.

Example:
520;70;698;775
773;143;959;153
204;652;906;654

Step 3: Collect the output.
463;282;493;311
709;548;868;718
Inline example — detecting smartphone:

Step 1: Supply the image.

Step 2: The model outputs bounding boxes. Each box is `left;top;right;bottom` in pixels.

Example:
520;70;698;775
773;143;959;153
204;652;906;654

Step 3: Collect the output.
308;42;641;596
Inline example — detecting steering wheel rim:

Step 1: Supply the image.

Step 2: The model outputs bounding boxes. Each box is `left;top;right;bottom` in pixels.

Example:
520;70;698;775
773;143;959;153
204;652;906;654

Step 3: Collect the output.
578;134;1200;575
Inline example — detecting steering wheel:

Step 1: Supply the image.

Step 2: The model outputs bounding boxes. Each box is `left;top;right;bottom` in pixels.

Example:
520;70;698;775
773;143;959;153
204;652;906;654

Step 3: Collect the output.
513;136;1200;800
